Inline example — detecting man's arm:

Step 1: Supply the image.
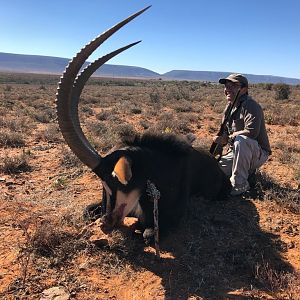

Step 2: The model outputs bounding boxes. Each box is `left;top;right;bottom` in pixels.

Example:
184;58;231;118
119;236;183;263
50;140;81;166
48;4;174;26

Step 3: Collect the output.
230;100;263;140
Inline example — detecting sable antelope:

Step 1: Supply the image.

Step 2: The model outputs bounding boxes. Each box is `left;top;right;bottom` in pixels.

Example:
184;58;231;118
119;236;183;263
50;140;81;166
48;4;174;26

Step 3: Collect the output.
56;7;231;242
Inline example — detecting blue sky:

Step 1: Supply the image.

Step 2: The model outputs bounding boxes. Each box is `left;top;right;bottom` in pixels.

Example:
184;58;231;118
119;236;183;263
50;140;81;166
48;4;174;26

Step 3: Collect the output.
1;0;300;78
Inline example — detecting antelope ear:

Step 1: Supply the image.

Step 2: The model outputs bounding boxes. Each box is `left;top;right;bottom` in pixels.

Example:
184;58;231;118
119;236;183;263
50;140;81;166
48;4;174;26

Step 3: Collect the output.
112;156;132;185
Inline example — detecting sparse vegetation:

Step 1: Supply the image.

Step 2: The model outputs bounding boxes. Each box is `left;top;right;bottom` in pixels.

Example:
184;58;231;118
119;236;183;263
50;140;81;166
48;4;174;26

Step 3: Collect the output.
274;83;291;100
255;259;300;298
35;124;62;143
60;147;83;169
0;73;299;299
0;129;25;147
0;151;31;174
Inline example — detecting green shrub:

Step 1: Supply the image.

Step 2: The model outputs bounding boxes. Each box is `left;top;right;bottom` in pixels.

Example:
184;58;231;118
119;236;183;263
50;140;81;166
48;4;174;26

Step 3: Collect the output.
273;83;291;100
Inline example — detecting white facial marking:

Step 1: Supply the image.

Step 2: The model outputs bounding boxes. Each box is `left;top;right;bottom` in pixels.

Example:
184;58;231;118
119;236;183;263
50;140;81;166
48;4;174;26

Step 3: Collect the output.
113;189;141;221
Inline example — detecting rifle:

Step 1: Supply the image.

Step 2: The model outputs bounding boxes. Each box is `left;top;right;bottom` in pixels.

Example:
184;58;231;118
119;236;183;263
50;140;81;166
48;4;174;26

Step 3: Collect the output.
209;89;241;160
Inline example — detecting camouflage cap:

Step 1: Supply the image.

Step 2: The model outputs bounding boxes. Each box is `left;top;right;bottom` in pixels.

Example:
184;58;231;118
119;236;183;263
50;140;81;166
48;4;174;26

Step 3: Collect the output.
219;73;248;87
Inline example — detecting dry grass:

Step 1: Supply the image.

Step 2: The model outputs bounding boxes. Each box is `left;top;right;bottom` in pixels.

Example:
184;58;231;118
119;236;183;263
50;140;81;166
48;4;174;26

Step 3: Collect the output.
0;130;25;148
255;259;300;299
0;151;31;174
0;72;299;299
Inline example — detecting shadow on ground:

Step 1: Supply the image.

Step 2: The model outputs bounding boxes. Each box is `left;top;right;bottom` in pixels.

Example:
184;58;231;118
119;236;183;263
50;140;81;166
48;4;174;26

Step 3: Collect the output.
111;176;298;299
5;174;298;299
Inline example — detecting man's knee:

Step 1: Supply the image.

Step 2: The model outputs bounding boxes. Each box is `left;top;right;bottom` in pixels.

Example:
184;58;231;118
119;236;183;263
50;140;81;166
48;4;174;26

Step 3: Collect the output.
233;135;256;151
234;135;247;145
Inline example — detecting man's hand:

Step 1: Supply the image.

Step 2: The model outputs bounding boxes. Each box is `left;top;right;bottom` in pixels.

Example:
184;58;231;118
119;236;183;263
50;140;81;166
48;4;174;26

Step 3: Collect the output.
213;133;228;146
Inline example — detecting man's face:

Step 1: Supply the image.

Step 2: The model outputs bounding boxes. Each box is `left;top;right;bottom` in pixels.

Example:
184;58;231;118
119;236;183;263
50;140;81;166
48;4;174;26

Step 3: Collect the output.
224;81;241;103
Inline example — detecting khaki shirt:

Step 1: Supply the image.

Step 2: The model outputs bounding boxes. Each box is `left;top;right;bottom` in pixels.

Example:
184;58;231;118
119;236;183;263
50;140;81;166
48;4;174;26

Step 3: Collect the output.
224;94;272;154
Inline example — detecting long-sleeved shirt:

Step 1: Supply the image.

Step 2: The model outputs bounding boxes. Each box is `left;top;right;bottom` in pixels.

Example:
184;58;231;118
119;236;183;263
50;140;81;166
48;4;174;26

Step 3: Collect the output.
223;94;271;154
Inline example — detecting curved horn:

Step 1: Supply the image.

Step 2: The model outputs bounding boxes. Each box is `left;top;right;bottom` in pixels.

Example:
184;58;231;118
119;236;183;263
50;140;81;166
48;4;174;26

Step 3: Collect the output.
69;42;141;169
56;6;150;170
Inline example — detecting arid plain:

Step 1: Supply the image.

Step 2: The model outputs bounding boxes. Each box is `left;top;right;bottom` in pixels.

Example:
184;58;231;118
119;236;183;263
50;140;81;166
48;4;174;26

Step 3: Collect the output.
0;73;299;299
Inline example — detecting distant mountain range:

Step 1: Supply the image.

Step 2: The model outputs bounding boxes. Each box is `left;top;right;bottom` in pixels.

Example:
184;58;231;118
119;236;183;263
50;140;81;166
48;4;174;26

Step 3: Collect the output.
1;52;300;85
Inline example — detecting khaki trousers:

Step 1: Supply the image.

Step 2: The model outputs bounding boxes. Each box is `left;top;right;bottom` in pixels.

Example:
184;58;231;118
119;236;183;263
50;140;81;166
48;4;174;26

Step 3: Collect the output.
219;135;269;187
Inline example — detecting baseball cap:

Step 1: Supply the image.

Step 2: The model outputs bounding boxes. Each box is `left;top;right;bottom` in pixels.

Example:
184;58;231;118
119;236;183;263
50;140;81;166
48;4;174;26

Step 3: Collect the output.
219;73;248;87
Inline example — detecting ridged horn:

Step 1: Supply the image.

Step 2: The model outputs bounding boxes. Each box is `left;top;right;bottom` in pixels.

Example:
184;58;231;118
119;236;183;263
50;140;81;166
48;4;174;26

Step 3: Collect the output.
70;42;141;169
56;6;150;170
74;41;141;96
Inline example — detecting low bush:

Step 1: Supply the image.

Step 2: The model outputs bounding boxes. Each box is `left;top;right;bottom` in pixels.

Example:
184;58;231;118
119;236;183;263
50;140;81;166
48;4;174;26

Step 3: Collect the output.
273;83;291;100
0;151;31;174
0;129;25;147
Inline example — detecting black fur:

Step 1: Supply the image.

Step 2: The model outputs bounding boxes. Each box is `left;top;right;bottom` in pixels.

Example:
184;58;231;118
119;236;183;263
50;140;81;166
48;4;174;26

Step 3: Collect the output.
89;132;231;238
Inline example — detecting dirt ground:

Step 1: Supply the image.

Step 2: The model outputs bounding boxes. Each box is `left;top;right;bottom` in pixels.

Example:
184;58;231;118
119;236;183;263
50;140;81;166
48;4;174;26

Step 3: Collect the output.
0;76;299;299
